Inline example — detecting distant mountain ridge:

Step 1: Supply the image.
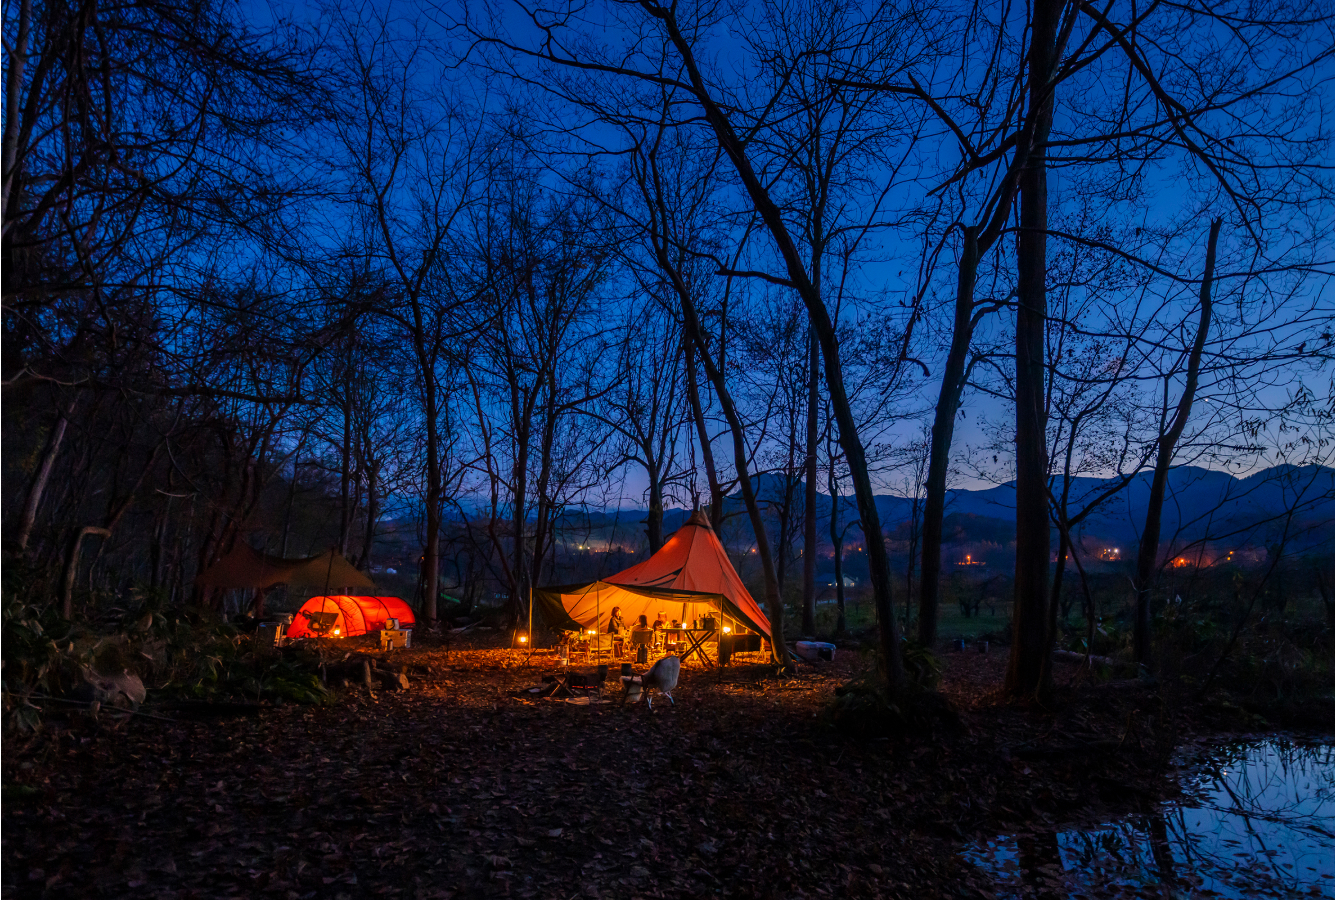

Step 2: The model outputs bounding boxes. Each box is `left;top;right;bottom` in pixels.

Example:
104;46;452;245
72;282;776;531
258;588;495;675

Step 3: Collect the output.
617;465;1335;553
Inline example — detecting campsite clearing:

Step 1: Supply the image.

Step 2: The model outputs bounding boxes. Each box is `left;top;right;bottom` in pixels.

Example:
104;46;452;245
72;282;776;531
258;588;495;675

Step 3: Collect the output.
3;631;1200;900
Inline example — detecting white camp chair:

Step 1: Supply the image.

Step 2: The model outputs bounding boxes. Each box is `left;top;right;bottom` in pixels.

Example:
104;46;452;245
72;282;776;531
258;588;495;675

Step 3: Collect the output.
620;655;680;710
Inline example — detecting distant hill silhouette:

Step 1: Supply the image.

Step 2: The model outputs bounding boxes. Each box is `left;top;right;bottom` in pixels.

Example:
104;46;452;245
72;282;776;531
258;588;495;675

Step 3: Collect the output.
617;464;1335;557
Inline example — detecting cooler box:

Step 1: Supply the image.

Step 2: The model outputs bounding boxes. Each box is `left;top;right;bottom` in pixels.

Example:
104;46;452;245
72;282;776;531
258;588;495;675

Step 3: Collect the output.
380;628;411;651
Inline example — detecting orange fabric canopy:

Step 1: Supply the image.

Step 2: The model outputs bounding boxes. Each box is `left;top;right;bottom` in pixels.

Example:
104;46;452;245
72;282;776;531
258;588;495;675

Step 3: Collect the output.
535;510;772;639
285;595;415;640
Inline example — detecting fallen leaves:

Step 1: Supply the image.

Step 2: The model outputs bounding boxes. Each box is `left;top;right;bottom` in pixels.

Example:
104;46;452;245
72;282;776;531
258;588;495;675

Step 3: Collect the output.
2;632;1196;900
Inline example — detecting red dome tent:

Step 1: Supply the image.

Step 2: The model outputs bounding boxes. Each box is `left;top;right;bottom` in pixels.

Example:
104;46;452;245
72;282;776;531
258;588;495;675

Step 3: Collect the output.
285;596;416;640
534;510;772;641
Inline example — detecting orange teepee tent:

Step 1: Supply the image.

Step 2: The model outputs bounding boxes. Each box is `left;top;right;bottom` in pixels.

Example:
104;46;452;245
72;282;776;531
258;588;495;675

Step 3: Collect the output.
534;510;771;639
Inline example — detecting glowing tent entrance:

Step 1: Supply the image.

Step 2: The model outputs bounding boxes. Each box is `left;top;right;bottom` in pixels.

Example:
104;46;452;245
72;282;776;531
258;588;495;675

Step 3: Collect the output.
285;596;416;640
534;510;772;639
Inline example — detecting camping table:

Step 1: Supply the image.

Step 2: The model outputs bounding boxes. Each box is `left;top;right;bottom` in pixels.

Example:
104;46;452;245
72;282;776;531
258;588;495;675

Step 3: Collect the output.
543;671;575;698
665;628;716;668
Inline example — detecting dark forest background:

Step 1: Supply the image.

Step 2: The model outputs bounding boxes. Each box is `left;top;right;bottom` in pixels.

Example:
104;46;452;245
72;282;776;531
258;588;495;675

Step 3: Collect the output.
4;0;1334;698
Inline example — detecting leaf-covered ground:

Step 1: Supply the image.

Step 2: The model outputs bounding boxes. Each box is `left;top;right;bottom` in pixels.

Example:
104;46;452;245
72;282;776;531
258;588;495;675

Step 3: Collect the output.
3;635;1203;899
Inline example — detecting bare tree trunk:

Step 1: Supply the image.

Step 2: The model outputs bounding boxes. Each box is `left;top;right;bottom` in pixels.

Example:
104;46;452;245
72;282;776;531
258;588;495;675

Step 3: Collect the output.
149;497;171;590
62;526;110;618
905;492;921;635
645;457;665;553
1;0;31;216
802;330;819;635
829;456;847;636
649;9;902;687
1049;526;1069;648
281;459;299;558
421;375;442;624
918;227;978;647
684;340;725;528
1133;218;1222;663
1005;0;1060;700
775;436;798;598
512;415;531;621
662;261;792;669
361;460;380;570
339;365;353;557
528;378;561;604
712;378;791;671
15;400;71;553
1314;566;1335;631
825;345;902;685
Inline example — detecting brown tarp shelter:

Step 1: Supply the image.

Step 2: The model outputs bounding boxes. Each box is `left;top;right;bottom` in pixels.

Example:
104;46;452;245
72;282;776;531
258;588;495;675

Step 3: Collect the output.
534;510;772;639
194;543;376;592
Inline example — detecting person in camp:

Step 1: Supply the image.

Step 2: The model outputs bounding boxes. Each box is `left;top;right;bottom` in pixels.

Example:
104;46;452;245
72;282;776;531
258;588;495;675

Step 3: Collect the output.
629;614;654;661
606;607;626;635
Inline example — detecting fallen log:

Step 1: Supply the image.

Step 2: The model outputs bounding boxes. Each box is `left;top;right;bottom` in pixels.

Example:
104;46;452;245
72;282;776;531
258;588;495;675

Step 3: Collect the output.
370;667;409;691
1051;648;1116;662
1052;648;1137;671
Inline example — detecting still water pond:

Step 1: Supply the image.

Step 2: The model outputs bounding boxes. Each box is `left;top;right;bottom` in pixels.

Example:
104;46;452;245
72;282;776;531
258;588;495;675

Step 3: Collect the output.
966;739;1335;898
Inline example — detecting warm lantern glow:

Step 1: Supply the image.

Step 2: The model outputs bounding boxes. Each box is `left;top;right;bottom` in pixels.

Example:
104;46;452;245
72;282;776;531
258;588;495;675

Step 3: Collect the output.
518;634;529;644
333;628;341;635
722;626;732;634
587;629;596;635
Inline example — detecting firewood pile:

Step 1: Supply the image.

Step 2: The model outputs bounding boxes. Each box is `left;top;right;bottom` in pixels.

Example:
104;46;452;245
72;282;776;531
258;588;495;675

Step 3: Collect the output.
323;652;410;692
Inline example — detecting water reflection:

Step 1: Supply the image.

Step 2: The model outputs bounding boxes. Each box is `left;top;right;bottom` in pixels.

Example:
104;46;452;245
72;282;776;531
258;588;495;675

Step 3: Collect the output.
966;740;1335;898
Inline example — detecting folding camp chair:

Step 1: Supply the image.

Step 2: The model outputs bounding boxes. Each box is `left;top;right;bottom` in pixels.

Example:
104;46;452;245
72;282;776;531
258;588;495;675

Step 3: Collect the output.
588;634;614;661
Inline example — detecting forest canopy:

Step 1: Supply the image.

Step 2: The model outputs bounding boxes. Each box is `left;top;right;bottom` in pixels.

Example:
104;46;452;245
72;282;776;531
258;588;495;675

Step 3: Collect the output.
4;0;1333;698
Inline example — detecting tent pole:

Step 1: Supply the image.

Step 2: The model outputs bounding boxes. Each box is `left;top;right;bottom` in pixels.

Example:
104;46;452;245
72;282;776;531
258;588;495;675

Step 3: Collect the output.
520;581;536;665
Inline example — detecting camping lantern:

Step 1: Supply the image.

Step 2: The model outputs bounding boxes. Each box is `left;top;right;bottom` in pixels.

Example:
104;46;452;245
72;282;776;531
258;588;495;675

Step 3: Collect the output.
518;633;529;644
722;626;732;634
